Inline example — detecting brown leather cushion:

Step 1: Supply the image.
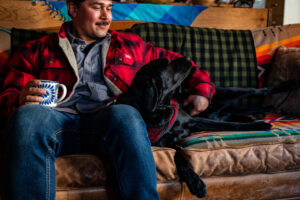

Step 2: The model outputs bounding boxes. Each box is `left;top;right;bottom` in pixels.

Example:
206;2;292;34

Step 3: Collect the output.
55;147;178;188
182;142;300;177
264;46;300;116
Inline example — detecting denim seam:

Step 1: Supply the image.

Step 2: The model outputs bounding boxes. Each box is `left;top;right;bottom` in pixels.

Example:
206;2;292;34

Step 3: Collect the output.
46;128;64;200
108;145;128;199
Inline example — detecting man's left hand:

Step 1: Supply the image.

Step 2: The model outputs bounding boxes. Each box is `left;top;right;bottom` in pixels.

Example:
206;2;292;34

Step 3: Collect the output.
183;95;209;116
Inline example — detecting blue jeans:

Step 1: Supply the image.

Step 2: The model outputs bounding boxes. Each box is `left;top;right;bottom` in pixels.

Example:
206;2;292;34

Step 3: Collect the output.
4;104;159;200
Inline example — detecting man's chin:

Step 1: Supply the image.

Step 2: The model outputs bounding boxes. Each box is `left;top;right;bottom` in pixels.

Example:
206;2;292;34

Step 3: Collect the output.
93;32;108;39
94;29;109;38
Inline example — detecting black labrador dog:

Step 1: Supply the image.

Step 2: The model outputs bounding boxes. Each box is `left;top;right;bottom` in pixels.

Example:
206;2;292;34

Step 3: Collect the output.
116;57;300;198
116;57;281;147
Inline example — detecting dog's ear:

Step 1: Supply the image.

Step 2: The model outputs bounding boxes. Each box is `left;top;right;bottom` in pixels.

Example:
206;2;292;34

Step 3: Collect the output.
134;58;170;81
139;79;160;112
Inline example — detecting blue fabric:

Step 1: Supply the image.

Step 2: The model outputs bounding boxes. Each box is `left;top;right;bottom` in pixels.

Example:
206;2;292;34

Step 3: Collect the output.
36;0;208;26
57;30;112;113
5;104;159;200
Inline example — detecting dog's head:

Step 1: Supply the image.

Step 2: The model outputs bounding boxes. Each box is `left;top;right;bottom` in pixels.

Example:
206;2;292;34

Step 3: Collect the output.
117;56;193;113
135;56;193;112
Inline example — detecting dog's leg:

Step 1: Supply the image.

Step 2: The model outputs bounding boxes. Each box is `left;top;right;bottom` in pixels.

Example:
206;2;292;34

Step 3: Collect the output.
188;117;272;131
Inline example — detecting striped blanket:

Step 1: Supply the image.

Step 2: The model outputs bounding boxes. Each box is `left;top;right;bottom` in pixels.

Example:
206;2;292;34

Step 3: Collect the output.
180;114;300;149
252;23;300;87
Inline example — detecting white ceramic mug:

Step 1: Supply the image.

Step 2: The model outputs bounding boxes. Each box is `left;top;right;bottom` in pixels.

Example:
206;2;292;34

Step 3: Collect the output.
36;80;67;107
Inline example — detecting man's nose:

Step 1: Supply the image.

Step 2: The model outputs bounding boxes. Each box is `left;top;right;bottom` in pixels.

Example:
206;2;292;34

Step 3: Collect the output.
100;9;108;19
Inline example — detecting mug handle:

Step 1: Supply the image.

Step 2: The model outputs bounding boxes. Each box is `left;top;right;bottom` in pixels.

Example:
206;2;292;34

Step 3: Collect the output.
55;84;67;103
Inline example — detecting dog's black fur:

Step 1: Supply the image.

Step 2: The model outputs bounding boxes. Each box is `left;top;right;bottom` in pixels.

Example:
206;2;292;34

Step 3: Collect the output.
116;57;300;198
117;57;287;146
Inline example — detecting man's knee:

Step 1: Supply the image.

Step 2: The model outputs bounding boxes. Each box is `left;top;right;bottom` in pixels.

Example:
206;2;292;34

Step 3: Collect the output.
109;104;143;122
6;105;59;146
8;105;51;128
108;104;149;140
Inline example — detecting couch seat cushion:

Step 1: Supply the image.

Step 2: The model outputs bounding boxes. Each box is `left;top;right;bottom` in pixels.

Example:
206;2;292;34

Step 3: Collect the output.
55;147;177;188
180;114;300;177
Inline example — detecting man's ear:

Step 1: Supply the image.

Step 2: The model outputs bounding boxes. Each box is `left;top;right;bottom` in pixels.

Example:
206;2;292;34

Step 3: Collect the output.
67;2;78;18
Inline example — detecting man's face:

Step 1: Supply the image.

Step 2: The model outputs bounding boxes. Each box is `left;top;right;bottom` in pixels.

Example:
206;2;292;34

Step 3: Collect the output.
68;0;113;44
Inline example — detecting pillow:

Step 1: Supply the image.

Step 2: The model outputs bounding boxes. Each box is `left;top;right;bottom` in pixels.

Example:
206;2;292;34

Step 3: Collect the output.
264;46;300;116
252;23;300;88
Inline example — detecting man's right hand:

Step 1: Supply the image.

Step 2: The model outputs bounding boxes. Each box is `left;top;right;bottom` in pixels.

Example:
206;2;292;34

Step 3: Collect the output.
19;80;46;106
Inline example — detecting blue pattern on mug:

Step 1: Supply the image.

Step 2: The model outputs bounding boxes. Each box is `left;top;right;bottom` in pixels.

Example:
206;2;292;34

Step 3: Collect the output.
36;80;67;107
39;83;56;106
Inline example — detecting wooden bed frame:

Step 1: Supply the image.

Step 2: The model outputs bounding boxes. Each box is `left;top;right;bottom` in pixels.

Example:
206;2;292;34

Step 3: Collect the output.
0;0;271;31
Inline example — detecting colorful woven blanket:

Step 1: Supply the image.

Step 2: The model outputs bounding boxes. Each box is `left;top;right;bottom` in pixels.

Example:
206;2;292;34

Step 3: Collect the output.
36;1;208;26
180;114;300;149
252;23;300;87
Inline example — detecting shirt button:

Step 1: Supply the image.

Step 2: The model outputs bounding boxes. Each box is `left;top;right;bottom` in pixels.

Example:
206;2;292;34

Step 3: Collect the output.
118;57;122;62
85;61;89;65
80;45;85;50
113;77;118;81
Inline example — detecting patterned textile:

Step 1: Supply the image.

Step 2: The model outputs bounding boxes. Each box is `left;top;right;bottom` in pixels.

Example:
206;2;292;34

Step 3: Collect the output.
42;1;71;21
38;1;208;26
252;23;300;88
112;3;207;26
130;23;258;89
11;28;49;54
180;114;300;149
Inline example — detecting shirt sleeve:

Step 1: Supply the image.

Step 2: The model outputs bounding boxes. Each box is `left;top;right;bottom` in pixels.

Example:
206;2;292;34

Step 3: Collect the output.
0;44;37;118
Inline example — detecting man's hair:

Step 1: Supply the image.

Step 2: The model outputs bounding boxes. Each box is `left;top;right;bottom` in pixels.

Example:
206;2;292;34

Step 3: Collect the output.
66;0;85;7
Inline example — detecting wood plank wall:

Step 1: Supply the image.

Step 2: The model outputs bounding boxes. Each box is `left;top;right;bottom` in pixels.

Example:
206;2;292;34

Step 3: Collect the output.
0;0;270;31
0;0;63;31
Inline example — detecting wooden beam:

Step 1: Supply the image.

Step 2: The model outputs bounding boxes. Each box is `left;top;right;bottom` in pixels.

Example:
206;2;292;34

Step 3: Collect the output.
0;0;63;30
110;21;145;30
191;7;269;30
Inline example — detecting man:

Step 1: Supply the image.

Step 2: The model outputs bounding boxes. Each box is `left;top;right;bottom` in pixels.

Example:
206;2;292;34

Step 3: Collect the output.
0;0;215;199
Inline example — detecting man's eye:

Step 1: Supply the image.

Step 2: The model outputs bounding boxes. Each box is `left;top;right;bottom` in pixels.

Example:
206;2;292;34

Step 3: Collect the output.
92;6;101;10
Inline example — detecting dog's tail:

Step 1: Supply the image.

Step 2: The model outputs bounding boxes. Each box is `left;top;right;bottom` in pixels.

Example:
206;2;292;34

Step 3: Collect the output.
174;148;206;198
189;117;272;131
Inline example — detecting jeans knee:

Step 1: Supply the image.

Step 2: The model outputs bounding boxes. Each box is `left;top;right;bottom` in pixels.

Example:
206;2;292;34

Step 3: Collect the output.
108;104;149;141
8;105;49;129
6;105;56;146
110;104;145;126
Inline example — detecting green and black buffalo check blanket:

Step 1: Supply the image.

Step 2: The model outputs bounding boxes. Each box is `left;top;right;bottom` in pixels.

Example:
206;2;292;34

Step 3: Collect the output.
130;22;259;107
130;22;258;88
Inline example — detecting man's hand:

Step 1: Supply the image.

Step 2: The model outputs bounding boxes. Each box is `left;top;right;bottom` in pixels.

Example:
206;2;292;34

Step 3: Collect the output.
183;95;209;116
19;80;46;106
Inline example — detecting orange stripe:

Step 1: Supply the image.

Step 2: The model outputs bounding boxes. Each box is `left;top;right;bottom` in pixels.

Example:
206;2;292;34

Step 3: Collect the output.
256;36;300;59
256;35;300;53
272;121;300;128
